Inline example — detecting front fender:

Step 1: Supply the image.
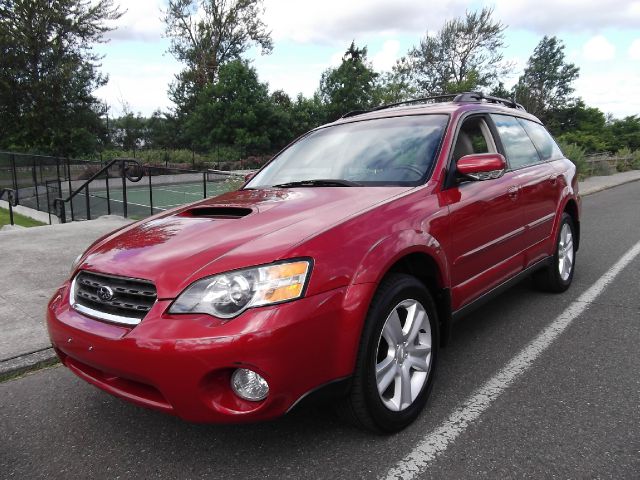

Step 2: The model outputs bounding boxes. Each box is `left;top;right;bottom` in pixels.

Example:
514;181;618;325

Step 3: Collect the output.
352;229;450;288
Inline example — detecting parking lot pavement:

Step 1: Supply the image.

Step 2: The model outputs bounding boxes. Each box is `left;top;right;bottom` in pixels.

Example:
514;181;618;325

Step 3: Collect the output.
1;182;639;479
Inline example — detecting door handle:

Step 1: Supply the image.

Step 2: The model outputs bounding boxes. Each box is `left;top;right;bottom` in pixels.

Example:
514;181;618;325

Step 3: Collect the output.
548;175;558;185
508;185;519;200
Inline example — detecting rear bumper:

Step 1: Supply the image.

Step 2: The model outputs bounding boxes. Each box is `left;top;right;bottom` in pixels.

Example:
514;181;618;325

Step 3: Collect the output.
47;280;374;423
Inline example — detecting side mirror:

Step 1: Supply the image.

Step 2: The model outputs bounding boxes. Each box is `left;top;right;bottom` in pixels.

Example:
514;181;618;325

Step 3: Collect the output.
457;153;506;181
244;172;255;182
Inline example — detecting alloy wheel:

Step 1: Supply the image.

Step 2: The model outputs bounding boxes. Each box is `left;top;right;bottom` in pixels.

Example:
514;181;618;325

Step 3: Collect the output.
558;222;574;281
375;299;432;412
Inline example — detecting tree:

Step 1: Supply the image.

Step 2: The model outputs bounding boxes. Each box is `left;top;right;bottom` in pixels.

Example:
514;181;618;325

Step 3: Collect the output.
401;8;510;96
377;70;416;104
550;101;609;152
110;114;148;153
607;116;640;151
184;60;276;153
0;0;122;156
514;36;580;120
146;111;176;150
164;0;273;115
318;42;380;121
288;93;326;139
489;81;512;100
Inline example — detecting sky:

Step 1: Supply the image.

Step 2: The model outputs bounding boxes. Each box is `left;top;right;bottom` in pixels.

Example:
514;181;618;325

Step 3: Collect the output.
94;0;640;119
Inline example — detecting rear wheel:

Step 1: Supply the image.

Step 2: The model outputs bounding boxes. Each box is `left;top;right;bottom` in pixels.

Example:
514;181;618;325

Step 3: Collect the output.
338;274;438;433
533;212;576;292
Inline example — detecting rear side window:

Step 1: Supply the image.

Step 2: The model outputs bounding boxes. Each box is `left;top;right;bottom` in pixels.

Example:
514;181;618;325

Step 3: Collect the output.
519;119;563;161
491;114;540;169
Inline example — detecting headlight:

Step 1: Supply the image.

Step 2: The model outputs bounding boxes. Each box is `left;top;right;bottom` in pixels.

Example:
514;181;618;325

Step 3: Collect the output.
70;253;83;274
168;259;312;319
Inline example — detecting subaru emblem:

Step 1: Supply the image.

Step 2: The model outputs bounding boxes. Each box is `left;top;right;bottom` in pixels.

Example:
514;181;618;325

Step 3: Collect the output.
97;285;114;301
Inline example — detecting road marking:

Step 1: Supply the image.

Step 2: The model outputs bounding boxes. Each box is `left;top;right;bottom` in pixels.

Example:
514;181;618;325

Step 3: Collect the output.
79;193;153;210
385;240;640;480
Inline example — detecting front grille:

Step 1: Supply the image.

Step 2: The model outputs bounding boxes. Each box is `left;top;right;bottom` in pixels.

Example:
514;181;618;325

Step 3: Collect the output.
72;271;157;325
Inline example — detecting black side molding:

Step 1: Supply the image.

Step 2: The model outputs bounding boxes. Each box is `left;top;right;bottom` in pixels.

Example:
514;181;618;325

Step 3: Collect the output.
452;257;552;322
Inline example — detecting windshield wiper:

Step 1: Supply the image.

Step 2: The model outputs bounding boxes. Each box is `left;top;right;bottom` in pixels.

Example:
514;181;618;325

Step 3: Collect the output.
272;179;361;188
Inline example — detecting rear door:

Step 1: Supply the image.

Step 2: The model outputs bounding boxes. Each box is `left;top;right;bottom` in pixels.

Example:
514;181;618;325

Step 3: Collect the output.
441;114;525;311
490;115;564;266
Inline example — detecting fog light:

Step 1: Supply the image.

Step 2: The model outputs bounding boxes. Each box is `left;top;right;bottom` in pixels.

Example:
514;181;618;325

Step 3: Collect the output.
231;368;269;401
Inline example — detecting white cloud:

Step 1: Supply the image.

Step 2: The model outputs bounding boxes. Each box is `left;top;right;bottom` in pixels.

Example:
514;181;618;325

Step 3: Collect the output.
494;0;640;33
264;0;467;44
105;0;640;44
108;1;165;42
95;58;181;115
575;67;640;118
371;40;401;71
582;35;616;62
629;39;640;60
329;51;344;67
263;0;640;45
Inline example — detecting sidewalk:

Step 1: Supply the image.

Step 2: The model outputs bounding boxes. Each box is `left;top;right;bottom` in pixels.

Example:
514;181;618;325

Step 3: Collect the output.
0;216;131;378
579;170;640;196
1;171;639;379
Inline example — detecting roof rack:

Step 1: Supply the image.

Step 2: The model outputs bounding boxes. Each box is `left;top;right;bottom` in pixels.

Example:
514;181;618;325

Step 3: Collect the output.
340;91;525;119
453;91;525;111
369;94;459;113
340;109;369;119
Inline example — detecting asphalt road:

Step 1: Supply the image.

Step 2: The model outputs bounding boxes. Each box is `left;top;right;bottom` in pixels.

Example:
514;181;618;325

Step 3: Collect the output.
2;182;639;479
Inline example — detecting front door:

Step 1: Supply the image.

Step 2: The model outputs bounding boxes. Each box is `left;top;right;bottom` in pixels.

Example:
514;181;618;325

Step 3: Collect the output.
440;115;525;311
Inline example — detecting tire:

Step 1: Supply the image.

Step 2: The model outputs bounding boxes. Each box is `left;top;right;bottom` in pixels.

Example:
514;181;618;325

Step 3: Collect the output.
338;273;439;433
533;212;576;293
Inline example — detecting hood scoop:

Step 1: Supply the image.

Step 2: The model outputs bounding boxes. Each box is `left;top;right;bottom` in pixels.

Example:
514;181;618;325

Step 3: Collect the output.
180;206;253;219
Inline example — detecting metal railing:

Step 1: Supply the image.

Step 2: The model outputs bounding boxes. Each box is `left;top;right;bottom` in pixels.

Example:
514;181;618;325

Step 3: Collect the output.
53;159;244;223
1;151;247;224
0;151;103;223
0;188;17;225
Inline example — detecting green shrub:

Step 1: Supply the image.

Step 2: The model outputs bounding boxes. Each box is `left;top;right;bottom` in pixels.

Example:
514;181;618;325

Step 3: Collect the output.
631;150;640;169
95;148;271;172
558;141;587;176
615;147;632;171
591;160;615;176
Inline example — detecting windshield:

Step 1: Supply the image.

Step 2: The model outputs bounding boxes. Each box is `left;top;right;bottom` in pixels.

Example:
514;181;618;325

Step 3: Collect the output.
246;114;449;188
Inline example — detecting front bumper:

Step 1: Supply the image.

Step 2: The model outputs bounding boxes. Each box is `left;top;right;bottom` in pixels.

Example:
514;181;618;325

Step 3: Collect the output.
47;280;375;423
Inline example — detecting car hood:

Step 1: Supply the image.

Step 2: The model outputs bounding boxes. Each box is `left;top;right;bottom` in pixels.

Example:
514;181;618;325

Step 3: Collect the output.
80;186;410;298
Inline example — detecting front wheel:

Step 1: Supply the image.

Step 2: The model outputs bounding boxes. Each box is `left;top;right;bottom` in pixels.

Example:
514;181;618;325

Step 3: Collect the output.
338;274;438;433
533;212;576;293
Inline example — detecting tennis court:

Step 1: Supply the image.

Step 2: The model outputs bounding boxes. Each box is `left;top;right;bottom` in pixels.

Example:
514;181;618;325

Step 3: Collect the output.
66;172;244;220
92;181;235;210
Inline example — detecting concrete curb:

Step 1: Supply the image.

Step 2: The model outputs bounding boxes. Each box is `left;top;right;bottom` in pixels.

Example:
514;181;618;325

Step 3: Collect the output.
580;175;640;196
0;199;59;224
0;347;59;382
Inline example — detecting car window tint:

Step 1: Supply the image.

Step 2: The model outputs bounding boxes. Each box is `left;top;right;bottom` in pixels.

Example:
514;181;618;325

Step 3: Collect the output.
491;114;540;169
519;118;563;161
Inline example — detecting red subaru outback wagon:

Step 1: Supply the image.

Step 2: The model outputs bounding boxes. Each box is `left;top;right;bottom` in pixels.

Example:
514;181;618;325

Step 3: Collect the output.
47;93;580;433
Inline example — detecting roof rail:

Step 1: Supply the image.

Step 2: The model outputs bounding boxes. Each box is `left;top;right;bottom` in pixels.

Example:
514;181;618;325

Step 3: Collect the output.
369;94;459;113
339;91;525;120
340;109;369;119
453;91;526;111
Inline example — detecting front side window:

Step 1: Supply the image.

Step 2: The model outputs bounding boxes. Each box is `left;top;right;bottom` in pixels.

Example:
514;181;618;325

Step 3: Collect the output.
246;115;449;188
452;116;495;162
491;114;541;169
519;118;563;161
